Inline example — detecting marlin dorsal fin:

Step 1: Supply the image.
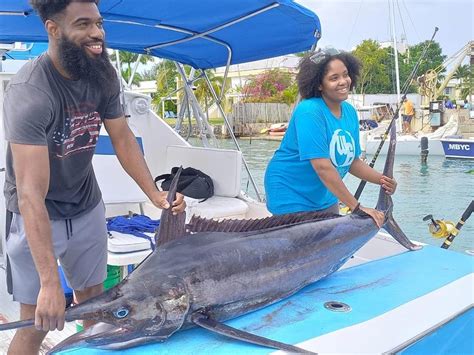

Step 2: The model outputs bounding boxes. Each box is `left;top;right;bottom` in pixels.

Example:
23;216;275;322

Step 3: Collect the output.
155;166;186;247
187;210;339;233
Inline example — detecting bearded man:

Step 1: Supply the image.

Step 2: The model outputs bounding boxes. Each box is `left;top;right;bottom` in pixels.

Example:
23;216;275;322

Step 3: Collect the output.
3;1;185;353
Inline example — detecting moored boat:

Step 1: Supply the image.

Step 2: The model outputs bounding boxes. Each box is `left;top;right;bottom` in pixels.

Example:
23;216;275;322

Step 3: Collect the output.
441;136;474;159
362;114;459;157
268;123;287;136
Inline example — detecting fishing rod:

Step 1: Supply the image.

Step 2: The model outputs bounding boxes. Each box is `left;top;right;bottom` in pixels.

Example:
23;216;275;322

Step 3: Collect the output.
440;200;474;249
354;26;439;200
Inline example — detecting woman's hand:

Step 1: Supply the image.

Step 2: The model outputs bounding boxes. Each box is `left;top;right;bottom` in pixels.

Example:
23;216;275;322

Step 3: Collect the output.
359;206;385;228
380;175;397;195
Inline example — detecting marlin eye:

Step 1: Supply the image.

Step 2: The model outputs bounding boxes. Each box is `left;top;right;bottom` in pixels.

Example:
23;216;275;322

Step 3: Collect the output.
113;307;129;319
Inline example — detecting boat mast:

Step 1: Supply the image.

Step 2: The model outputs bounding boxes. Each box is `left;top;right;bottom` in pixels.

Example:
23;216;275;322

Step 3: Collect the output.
389;0;402;132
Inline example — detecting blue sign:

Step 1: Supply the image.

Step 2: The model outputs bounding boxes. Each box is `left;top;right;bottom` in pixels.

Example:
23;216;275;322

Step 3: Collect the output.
441;139;474;159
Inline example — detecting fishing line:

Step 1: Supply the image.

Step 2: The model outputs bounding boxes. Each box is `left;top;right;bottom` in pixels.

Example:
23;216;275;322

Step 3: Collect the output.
401;0;421;42
354;26;439;200
395;0;409;48
345;0;364;49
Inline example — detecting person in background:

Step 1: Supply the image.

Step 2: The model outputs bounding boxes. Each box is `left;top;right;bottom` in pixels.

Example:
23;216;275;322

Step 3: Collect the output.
3;1;185;354
264;49;397;227
463;99;471;110
401;97;414;134
444;97;455;109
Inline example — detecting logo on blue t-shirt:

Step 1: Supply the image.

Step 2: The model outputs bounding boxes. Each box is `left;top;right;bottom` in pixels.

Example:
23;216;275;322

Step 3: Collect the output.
329;129;356;167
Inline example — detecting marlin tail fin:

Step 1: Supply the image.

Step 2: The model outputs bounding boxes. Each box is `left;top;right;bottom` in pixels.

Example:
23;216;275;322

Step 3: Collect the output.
155;166;186;247
376;121;421;251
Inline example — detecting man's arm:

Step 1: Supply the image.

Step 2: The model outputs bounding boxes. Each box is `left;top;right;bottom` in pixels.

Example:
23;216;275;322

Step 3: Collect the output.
10;143;66;331
103;117;185;213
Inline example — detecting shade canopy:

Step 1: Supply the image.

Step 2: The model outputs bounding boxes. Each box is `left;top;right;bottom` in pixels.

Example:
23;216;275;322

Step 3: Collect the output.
0;0;321;69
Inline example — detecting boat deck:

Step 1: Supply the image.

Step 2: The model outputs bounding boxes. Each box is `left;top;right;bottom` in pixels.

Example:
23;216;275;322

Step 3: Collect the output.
1;237;472;354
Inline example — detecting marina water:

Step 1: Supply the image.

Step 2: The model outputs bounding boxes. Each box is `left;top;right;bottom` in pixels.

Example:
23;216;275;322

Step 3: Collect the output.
200;138;474;254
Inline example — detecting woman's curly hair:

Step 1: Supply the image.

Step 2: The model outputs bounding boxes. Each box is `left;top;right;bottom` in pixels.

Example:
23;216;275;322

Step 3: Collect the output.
30;0;99;23
297;52;361;99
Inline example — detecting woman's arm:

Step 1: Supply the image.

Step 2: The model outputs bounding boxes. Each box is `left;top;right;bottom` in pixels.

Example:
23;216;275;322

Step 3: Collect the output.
311;158;385;227
349;158;382;184
311;158;359;211
349;158;397;195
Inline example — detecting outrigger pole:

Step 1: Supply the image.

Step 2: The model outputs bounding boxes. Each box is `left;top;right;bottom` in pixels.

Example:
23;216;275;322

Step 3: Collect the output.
441;200;474;249
354;27;439;200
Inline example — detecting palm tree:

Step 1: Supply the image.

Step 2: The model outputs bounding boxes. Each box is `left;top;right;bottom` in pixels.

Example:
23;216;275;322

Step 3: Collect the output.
141;63;160;81
152;61;231;119
193;70;231;119
453;64;472;100
109;50;153;85
121;67;143;86
153;60;179;116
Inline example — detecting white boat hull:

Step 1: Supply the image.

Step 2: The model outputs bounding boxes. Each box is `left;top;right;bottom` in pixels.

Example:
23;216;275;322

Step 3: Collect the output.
365;136;444;156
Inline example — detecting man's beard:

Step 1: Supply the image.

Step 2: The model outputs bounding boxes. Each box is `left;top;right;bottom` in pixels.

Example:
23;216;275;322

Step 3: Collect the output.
58;36;117;91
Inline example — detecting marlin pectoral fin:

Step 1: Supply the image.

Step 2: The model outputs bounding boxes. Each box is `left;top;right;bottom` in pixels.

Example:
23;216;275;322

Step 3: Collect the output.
0;318;34;331
384;214;422;251
192;313;316;354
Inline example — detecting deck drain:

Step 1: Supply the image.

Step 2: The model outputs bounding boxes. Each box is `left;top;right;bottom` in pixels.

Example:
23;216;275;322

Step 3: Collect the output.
324;301;351;312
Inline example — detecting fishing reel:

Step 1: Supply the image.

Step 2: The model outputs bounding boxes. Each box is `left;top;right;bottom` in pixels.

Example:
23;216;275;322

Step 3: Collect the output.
423;214;456;238
339;205;351;215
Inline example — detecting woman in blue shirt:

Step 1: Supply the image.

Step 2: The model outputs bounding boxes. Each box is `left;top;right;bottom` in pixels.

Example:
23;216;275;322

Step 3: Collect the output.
264;50;397;227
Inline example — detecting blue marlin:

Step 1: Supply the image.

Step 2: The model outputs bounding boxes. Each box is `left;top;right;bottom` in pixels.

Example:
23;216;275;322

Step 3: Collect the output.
0;121;420;353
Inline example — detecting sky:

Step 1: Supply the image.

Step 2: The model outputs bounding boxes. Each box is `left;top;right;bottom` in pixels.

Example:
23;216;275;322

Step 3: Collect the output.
298;0;473;62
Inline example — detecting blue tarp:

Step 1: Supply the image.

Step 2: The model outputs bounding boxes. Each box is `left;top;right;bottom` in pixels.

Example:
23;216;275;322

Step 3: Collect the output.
0;0;321;69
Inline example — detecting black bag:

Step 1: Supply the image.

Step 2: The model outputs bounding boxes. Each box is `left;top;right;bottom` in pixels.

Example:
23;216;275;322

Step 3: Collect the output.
155;166;214;201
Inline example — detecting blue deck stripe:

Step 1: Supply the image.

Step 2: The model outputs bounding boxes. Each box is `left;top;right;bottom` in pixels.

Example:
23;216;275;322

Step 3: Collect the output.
62;245;472;354
95;135;143;155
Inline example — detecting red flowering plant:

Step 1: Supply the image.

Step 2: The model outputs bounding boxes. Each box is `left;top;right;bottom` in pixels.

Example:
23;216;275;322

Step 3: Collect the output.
242;69;297;104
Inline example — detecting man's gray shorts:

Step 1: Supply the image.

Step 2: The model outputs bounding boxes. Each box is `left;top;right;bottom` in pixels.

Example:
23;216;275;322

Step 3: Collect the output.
6;201;108;305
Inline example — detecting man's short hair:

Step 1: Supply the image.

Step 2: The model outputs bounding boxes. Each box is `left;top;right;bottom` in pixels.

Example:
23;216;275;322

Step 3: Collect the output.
30;0;100;23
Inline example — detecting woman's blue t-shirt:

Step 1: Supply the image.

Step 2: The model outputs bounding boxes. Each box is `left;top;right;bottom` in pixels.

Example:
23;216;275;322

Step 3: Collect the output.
264;98;361;214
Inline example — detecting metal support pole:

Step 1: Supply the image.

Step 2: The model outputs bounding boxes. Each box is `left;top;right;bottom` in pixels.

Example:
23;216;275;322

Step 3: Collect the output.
202;71;263;202
114;50;127;118
175;92;188;133
175;63;218;147
127;54;142;88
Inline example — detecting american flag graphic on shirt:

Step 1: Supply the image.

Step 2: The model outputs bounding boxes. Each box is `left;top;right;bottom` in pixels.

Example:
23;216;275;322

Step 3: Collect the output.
52;111;101;158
